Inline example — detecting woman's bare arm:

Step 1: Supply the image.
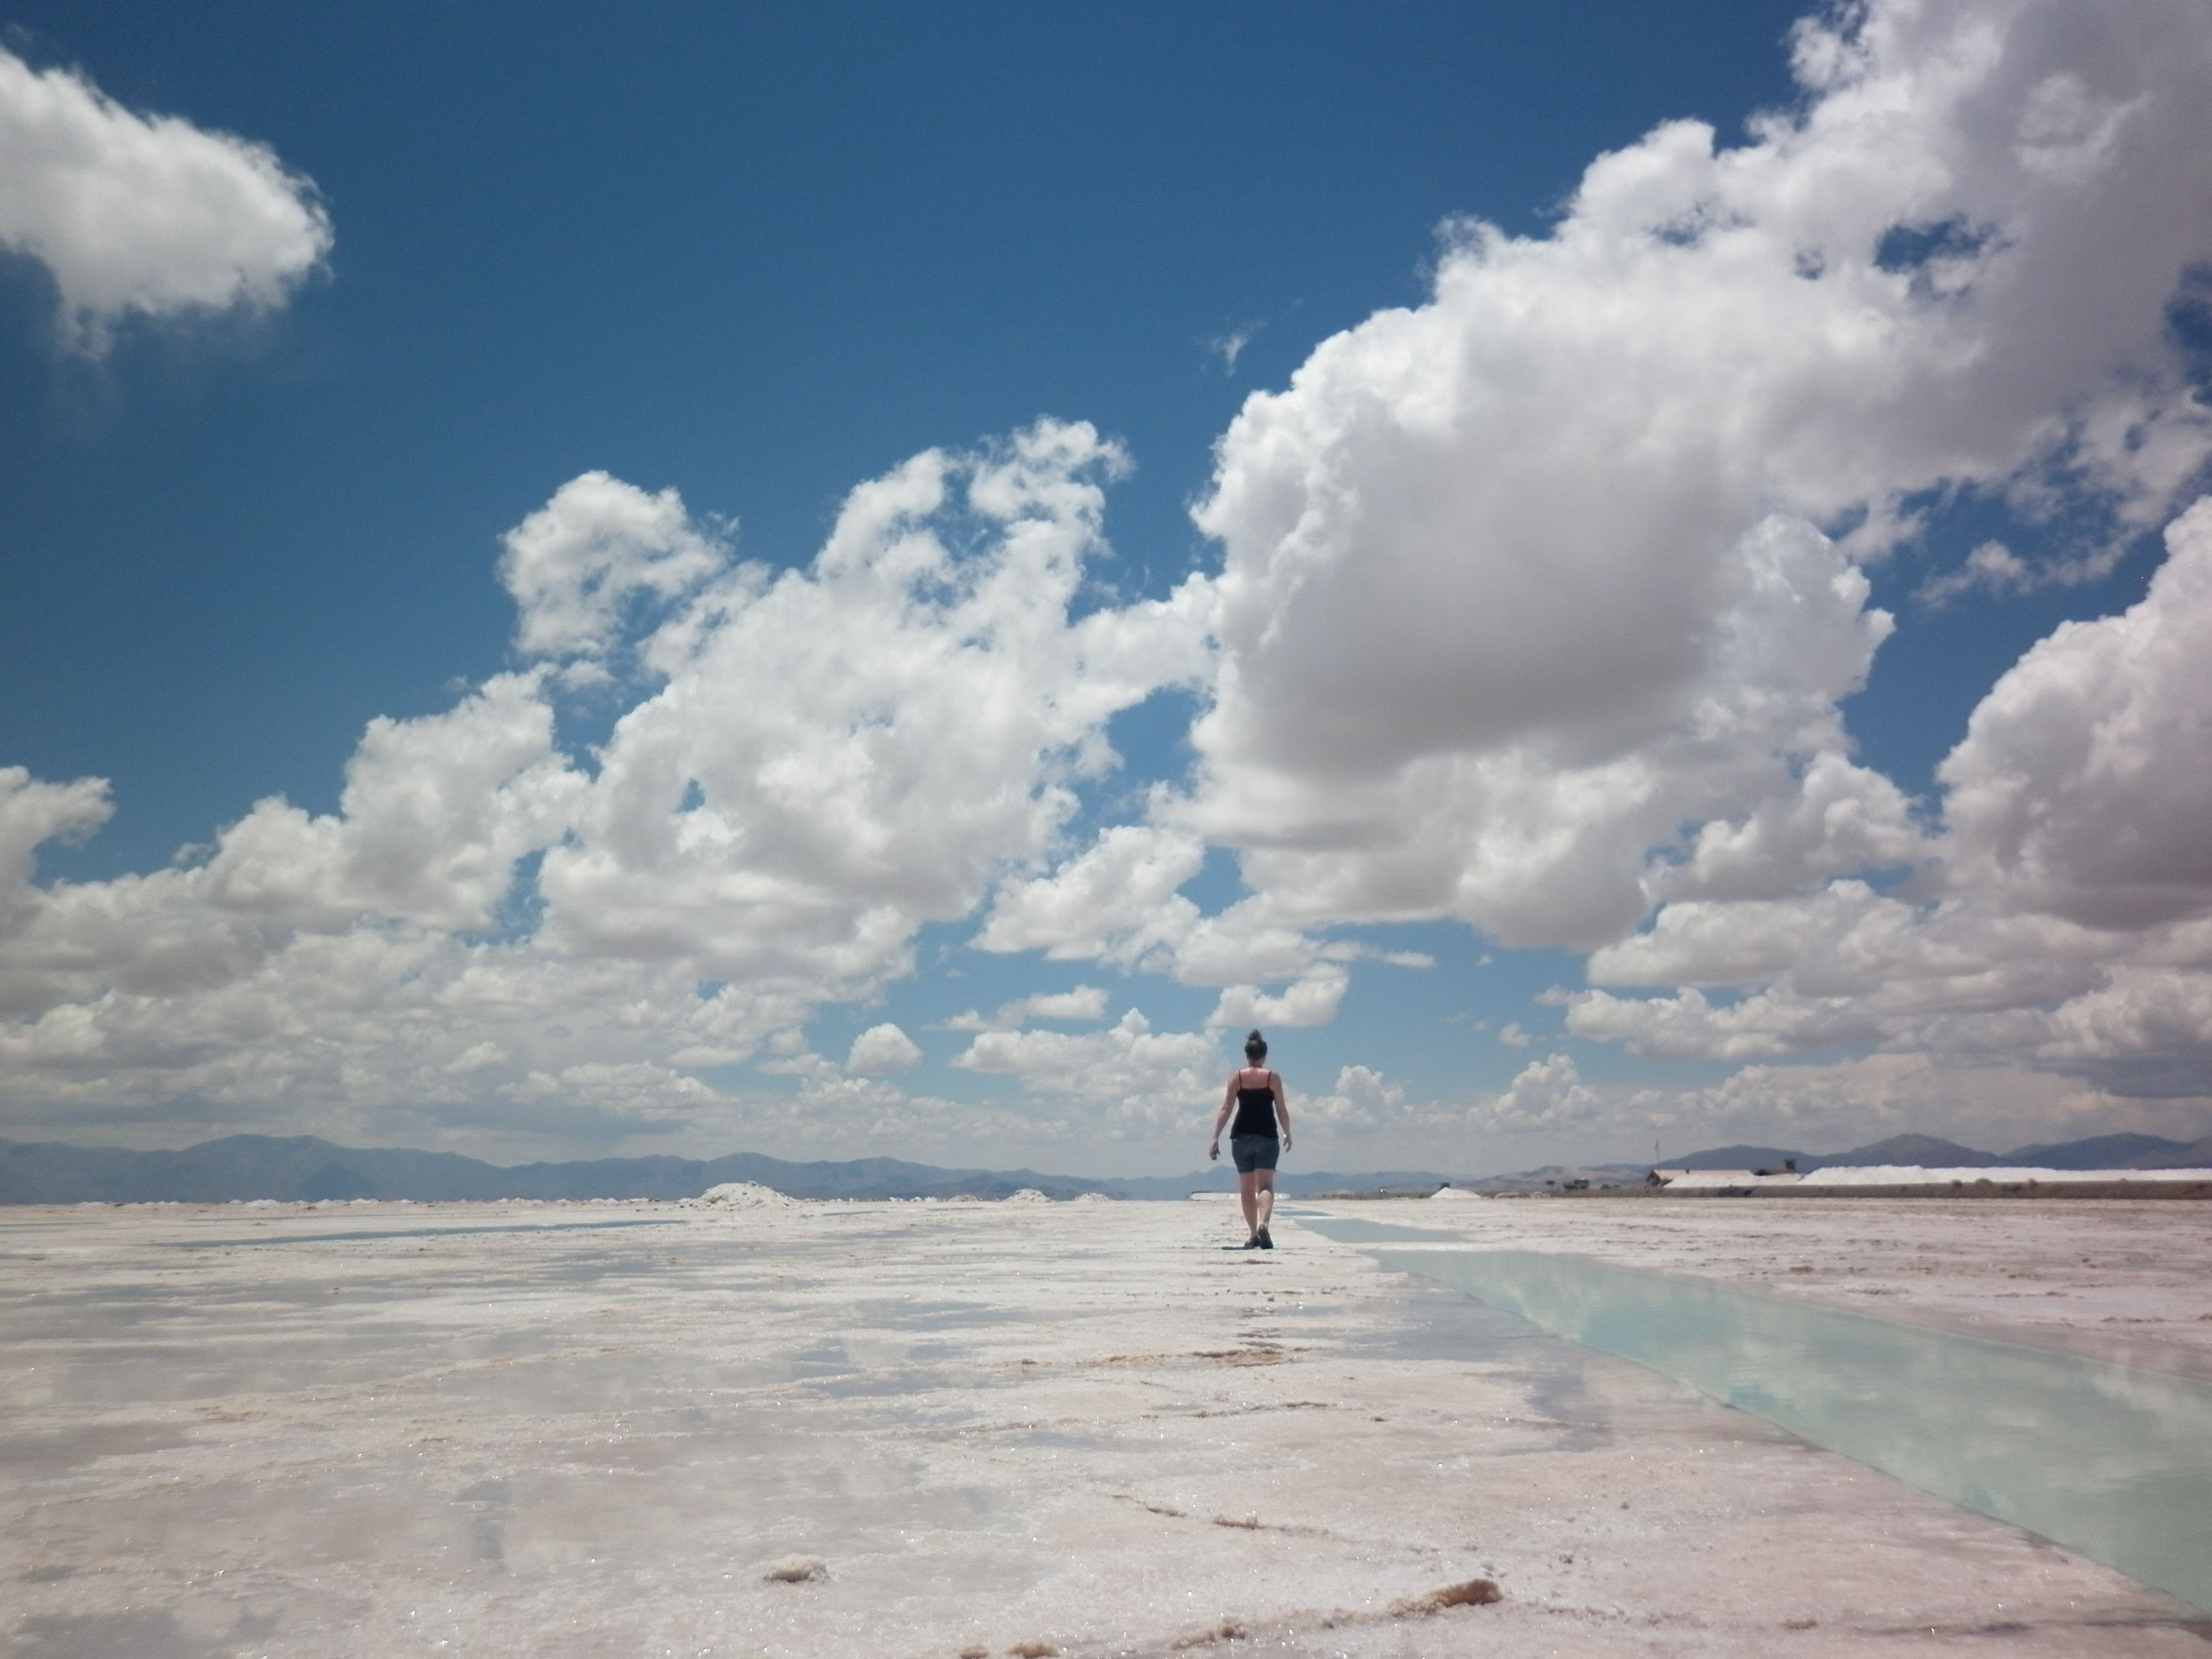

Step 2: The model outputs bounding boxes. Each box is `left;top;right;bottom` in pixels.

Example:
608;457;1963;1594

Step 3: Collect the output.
1273;1073;1292;1149
1208;1076;1238;1159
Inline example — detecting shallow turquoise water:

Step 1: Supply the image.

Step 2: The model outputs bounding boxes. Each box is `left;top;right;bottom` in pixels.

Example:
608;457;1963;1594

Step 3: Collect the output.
1297;1216;2212;1615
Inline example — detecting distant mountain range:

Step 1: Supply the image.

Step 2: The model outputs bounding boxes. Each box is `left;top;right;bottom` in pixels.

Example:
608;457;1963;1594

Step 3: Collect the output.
1662;1130;2212;1172
0;1133;1448;1206
2;1126;2204;1206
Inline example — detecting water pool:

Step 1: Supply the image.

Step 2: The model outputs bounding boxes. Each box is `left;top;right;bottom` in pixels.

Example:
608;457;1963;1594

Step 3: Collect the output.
1298;1216;2212;1615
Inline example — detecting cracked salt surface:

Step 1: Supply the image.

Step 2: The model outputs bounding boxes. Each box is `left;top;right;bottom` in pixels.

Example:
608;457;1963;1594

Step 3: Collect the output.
5;1199;2209;1656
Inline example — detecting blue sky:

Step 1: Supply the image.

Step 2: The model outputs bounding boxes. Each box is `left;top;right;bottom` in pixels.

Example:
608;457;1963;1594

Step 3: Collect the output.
2;0;2209;1173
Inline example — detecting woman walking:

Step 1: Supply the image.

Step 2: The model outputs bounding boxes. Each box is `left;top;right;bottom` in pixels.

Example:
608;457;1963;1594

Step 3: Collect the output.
1208;1030;1292;1249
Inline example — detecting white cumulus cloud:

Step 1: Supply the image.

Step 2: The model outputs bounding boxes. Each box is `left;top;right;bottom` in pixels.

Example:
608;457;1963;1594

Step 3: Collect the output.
534;421;1212;998
1302;1063;1410;1129
1474;1053;1606;1134
976;825;1206;966
943;984;1112;1032
500;473;729;661
1938;497;2212;931
1207;969;1347;1032
845;1022;922;1076
0;46;331;349
951;1008;1220;1134
1567;497;2212;1110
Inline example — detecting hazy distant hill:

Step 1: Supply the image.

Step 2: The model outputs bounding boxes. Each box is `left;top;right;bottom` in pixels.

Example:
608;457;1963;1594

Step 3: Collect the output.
2149;1134;2212;1168
2002;1132;2202;1169
0;1134;1463;1206
1669;1144;1817;1171
1825;1133;2002;1167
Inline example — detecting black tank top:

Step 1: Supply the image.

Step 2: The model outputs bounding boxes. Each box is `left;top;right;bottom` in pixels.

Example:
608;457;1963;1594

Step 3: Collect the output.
1232;1073;1278;1138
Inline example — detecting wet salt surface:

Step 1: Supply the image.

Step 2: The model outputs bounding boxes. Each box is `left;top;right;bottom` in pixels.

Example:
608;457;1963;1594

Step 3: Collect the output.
1303;1214;2212;1615
1350;1193;2212;1380
6;1200;2210;1657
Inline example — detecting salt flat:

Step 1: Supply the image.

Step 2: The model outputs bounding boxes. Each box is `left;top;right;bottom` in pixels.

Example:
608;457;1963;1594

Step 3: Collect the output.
3;1198;2206;1657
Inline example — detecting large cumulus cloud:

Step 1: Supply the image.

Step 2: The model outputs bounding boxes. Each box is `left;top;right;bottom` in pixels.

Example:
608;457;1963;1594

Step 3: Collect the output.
1173;0;2212;959
1937;497;2212;931
1571;501;2212;1108
535;422;1211;990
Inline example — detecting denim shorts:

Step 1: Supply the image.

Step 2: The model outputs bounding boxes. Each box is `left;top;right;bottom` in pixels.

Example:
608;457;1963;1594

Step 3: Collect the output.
1230;1134;1280;1173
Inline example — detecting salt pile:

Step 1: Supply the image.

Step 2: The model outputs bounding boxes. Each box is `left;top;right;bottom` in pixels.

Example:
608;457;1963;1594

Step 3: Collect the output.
1804;1165;2212;1186
691;1181;799;1209
1657;1169;1815;1191
1003;1188;1054;1204
1658;1165;2212;1191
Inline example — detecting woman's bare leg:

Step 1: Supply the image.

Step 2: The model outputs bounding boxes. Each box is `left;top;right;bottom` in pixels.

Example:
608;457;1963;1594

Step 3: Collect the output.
1255;1172;1276;1234
1238;1170;1261;1238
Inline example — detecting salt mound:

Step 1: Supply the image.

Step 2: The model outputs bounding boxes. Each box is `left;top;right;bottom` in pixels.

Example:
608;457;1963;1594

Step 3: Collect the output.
693;1182;797;1209
1658;1165;2212;1191
1003;1188;1053;1204
1427;1186;1485;1201
1071;1192;1114;1204
1803;1165;2212;1187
